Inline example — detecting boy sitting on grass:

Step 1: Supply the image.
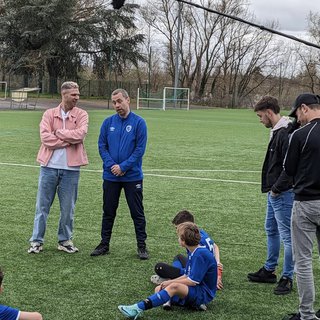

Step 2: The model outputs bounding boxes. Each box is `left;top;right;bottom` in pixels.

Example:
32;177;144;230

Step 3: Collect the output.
0;267;43;320
151;210;223;292
118;222;217;319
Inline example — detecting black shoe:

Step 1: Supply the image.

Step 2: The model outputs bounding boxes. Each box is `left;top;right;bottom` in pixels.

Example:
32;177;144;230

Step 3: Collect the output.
282;313;300;320
316;309;320;318
90;243;109;256
137;247;149;260
274;276;293;295
163;301;172;311
247;266;277;283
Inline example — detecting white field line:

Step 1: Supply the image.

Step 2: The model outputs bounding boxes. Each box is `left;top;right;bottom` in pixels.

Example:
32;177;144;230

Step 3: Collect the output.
0;162;260;185
144;173;259;185
144;169;260;173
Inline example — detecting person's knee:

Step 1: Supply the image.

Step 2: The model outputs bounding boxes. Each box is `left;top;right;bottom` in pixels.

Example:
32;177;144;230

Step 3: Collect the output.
155;262;181;278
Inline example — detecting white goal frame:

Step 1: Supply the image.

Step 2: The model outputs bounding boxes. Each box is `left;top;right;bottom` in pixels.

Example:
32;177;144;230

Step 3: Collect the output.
137;87;190;110
163;87;190;111
0;81;8;100
136;88;164;110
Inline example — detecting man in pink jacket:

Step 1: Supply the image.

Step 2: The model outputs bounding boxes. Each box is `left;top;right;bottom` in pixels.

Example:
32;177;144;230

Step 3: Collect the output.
28;81;88;254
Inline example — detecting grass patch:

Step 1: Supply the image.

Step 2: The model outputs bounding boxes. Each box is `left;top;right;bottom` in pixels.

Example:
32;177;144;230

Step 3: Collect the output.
0;108;318;320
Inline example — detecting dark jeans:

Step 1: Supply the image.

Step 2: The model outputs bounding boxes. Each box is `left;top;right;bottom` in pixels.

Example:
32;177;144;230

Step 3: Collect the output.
101;180;147;248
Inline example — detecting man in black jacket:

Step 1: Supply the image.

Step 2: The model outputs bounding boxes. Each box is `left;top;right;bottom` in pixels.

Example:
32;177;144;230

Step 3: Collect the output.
282;93;320;320
248;96;294;295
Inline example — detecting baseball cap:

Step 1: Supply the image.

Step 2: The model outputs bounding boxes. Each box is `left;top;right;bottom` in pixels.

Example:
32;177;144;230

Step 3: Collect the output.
289;93;320;117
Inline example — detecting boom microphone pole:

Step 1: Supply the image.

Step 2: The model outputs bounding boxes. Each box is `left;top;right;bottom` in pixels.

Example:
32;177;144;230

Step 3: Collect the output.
176;0;320;50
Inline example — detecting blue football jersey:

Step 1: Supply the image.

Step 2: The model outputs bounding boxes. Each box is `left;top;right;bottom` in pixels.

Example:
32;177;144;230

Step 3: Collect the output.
199;229;215;255
185;246;217;304
0;304;19;320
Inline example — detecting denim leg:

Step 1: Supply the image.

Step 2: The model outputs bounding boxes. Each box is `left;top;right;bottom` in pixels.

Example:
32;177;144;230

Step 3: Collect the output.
56;169;79;242
270;190;294;279
292;200;320;320
123;180;147;248
264;193;280;271
29;167;59;243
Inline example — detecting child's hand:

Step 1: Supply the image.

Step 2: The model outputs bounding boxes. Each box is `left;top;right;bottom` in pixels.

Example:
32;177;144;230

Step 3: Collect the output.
160;280;171;289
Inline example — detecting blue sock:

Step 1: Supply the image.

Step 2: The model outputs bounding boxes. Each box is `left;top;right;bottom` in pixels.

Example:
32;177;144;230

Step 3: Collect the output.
137;289;171;310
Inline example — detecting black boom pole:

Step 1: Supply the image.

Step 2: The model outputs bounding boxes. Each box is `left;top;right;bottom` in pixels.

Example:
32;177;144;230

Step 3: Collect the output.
176;0;320;50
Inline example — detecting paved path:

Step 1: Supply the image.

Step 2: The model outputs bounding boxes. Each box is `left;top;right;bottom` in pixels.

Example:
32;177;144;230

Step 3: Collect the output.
0;98;122;111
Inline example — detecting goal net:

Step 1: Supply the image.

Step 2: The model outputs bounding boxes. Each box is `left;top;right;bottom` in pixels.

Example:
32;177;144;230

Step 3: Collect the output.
163;87;190;110
0;81;8;100
137;87;190;110
136;87;164;110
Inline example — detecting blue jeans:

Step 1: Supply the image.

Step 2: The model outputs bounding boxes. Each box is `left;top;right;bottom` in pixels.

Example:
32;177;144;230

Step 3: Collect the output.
264;190;294;279
29;167;80;243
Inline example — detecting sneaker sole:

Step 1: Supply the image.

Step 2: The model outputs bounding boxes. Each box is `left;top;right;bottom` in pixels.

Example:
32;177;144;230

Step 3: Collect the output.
57;245;79;253
247;276;277;284
28;247;43;254
274;289;292;295
90;250;109;256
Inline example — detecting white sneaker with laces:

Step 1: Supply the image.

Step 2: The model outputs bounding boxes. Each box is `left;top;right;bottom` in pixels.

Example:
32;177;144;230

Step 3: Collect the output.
28;242;43;254
58;240;79;253
150;274;168;285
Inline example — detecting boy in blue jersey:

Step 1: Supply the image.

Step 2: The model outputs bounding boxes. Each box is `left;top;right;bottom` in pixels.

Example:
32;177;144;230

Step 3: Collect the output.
118;222;217;319
90;88;148;260
0;267;43;320
151;210;223;293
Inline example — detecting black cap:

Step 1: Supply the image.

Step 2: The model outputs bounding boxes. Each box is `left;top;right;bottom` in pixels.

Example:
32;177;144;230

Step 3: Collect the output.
289;93;320;117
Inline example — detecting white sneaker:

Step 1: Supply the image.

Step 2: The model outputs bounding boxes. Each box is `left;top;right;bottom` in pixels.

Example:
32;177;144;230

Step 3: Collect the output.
28;242;43;254
58;240;79;253
150;274;168;285
198;304;207;311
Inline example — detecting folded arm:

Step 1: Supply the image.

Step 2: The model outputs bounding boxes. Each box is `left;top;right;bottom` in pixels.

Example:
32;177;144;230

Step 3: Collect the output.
55;112;88;144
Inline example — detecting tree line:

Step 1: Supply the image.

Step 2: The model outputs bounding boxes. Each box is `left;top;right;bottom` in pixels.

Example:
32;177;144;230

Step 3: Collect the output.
1;0;320;107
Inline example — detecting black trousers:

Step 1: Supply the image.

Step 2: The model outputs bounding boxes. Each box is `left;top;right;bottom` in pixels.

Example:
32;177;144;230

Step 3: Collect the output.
101;180;147;248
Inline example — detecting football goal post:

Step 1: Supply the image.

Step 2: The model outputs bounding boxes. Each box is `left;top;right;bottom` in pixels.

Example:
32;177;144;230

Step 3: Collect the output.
0;81;8;100
137;87;190;110
163;87;190;110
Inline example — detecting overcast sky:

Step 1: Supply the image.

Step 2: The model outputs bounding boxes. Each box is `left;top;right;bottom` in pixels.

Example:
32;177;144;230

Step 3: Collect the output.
133;0;320;35
249;0;319;33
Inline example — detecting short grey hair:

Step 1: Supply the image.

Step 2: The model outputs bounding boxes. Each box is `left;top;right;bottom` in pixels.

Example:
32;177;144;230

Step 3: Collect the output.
61;81;79;91
112;88;129;99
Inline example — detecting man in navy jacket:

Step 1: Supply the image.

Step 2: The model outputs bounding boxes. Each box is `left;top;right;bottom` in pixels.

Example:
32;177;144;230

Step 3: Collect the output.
91;88;148;260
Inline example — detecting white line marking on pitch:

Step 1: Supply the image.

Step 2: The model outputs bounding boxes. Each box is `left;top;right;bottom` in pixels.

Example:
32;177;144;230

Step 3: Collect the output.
144;169;260;173
144;173;259;185
0;162;259;185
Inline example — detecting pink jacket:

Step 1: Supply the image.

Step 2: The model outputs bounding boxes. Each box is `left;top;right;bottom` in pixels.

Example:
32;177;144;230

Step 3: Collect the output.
37;104;89;166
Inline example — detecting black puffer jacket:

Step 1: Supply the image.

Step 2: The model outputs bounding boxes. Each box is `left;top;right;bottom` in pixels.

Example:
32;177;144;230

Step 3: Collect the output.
261;122;294;193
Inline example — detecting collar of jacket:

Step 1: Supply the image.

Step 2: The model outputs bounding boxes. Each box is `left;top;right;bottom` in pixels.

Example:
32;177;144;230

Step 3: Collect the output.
53;104;77;119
